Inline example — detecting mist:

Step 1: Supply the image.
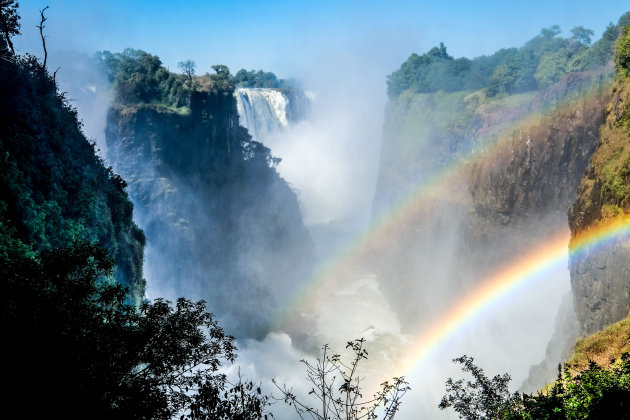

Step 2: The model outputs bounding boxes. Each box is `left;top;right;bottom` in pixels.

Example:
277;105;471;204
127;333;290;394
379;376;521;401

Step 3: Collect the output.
13;2;628;419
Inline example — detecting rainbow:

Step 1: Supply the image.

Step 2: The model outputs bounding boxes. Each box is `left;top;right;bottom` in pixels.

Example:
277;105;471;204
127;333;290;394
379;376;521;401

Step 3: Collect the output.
271;76;622;394
388;217;630;379
274;79;608;331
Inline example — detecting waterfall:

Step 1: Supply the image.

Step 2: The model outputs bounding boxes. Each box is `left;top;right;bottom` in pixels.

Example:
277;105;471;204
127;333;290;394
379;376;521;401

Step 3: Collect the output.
235;88;309;141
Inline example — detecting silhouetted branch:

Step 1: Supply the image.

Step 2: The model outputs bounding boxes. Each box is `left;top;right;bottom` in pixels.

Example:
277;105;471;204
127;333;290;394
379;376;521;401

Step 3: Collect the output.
36;5;48;68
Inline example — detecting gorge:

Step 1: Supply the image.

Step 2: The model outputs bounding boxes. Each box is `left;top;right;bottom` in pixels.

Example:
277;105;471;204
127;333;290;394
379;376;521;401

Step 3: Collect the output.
4;2;630;419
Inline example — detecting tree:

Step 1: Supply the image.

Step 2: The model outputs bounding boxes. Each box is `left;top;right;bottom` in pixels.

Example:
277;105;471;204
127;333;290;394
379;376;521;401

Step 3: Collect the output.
273;338;410;420
439;356;521;420
178;59;196;87
540;25;561;40
212;64;231;78
616;26;630;80
0;242;271;419
535;49;569;88
209;64;234;92
570;26;594;46
440;353;630;420
0;0;20;55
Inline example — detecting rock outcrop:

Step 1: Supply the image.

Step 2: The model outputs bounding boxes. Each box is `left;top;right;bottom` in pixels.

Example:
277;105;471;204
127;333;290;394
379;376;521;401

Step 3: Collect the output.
106;90;315;338
371;70;612;330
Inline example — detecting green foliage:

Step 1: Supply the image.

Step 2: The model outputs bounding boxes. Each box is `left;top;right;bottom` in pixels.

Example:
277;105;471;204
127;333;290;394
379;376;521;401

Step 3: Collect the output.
208;64;235;92
274;338;410;420
98;49;189;106
487;26;568;96
0;0;20;55
99;49;292;108
388;13;630;99
0;243;272;419
440;354;630;420
439;355;521;420
615;26;630;81
387;43;487;97
0;49;144;299
600;150;630;207
233;68;289;88
535;49;570;88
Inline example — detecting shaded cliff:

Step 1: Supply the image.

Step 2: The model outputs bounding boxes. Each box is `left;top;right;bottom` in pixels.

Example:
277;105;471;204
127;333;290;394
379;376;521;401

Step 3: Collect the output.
568;26;630;337
103;53;315;338
0;53;145;301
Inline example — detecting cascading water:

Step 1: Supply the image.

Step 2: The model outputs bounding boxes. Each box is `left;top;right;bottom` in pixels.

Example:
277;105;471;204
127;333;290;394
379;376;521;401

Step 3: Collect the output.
235;88;309;141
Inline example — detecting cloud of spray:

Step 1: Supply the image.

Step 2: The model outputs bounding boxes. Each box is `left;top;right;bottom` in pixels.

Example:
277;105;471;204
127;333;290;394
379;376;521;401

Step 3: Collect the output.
261;32;412;226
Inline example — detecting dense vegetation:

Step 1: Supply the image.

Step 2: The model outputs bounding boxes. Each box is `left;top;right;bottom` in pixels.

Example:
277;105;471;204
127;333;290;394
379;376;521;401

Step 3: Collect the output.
232;68;292;88
98;49;239;107
387;13;630;98
0;240;271;419
97;50;291;111
569;23;630;235
440;354;630;419
0;7;145;300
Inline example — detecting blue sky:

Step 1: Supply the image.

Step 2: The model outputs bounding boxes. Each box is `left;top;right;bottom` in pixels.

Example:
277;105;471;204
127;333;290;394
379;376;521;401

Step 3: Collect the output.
13;0;630;81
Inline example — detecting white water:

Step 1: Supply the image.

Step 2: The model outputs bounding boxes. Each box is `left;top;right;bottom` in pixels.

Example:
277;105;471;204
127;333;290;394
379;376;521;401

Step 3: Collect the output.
235;88;291;141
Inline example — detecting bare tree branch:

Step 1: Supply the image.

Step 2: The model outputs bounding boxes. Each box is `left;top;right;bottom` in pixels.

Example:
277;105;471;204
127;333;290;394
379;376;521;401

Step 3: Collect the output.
273;338;410;420
36;5;48;68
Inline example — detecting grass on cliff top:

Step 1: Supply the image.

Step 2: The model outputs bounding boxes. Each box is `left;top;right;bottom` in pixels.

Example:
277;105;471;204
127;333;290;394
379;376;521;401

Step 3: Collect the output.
567;315;630;372
120;103;191;117
591;81;630;211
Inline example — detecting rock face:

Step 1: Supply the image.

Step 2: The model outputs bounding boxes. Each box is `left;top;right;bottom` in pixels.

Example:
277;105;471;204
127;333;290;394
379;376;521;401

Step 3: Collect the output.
0;53;145;301
468;71;610;241
569;239;630;335
469;70;611;230
371;68;613;391
371;70;612;328
106;90;315;338
568;30;630;336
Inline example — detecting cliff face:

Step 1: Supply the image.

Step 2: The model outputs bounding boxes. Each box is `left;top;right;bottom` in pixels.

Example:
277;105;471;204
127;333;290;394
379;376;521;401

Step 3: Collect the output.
469;70;610;227
0;55;145;301
106;90;315;338
568;27;630;336
371;62;614;392
371;70;611;329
